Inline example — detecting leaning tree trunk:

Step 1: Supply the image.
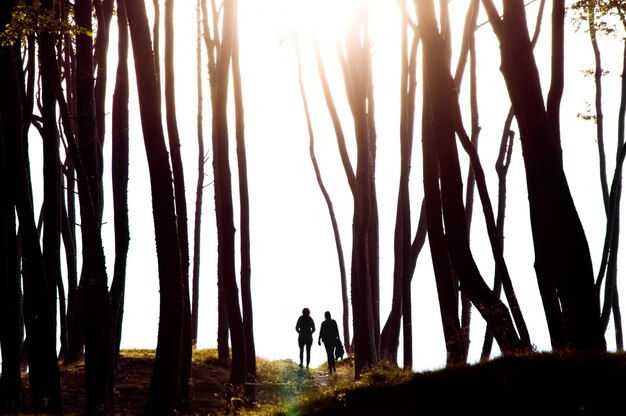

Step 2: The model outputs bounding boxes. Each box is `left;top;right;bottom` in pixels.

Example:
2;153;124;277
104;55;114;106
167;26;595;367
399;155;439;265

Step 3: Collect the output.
126;0;186;413
418;0;525;357
380;0;421;367
313;41;352;351
482;0;606;352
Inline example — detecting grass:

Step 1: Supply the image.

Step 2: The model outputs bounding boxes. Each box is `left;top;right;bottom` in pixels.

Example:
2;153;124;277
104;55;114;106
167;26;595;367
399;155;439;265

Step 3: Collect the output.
18;348;626;415
250;351;626;416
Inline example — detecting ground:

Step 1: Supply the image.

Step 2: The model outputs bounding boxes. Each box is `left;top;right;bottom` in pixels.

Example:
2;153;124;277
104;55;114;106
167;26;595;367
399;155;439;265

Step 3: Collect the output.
31;349;342;415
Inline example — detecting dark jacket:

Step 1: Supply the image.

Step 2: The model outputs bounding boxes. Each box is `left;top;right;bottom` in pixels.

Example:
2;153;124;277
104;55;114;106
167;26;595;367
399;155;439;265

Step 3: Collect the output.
319;319;340;345
296;315;315;341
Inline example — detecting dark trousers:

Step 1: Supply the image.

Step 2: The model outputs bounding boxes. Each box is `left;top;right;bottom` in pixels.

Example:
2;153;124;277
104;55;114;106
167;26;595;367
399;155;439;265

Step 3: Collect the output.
299;337;312;367
323;342;336;373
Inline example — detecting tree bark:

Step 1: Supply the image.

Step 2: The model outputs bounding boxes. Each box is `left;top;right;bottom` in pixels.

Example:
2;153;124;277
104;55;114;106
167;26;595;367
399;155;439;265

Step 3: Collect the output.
482;0;606;352
125;0;186;412
111;0;130;367
0;6;25;408
418;0;525;356
212;0;248;397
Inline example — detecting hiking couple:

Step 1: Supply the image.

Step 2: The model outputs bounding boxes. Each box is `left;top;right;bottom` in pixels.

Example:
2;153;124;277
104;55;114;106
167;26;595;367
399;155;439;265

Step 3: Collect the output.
295;308;343;373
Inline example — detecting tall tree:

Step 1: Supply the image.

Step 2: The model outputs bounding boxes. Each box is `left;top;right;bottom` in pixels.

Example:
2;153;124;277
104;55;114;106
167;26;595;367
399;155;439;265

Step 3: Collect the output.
201;0;231;368
191;0;206;350
2;4;62;410
125;0;185;412
312;40;351;352
163;0;192;410
340;4;380;377
0;3;25;410
483;0;606;352
111;0;130;365
231;0;256;403
417;0;527;359
74;0;115;411
211;0;248;398
379;0;423;367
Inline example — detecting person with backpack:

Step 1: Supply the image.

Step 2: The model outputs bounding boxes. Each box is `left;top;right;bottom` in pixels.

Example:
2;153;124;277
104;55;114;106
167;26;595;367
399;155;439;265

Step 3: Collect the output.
318;311;341;374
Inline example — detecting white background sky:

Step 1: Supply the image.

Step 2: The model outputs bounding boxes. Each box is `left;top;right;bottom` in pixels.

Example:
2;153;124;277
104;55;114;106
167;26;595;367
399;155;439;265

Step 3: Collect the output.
30;0;624;371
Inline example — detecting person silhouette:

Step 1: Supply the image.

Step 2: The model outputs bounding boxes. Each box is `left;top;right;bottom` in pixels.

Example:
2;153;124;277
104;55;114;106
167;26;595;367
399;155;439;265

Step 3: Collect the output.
318;311;341;374
295;307;315;368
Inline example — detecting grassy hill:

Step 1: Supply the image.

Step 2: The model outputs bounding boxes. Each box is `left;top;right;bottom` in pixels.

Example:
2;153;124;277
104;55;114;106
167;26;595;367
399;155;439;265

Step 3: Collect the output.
22;349;626;415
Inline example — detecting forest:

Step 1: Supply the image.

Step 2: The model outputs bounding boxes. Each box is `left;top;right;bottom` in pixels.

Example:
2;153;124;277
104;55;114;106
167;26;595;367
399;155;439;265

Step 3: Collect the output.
0;0;625;414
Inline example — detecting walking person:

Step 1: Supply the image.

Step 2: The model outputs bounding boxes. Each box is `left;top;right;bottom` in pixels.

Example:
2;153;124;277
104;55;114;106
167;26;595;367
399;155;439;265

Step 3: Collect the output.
295;307;315;368
318;311;341;374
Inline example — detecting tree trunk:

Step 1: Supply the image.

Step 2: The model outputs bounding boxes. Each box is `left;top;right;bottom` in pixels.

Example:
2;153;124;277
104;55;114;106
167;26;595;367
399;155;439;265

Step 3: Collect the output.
418;0;525;356
483;0;606;352
163;0;192;410
191;0;205;350
341;6;379;377
74;0;115;412
0;8;25;408
125;0;185;412
111;0;130;367
313;42;352;350
231;0;256;403
212;0;248;398
3;15;62;412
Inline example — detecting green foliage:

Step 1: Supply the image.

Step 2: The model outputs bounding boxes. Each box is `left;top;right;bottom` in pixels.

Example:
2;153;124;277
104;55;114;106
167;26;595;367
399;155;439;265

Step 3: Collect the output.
0;5;91;46
570;0;626;36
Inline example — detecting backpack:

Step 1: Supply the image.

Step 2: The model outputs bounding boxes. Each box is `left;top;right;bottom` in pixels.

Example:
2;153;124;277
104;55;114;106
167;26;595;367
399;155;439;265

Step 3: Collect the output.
335;340;345;360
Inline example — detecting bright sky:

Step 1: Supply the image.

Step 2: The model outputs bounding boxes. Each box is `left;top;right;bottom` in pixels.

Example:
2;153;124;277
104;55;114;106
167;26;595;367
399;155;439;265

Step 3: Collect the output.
54;0;626;371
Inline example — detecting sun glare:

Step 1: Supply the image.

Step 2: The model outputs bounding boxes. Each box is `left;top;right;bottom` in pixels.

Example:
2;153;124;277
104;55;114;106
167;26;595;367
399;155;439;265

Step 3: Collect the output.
282;0;364;39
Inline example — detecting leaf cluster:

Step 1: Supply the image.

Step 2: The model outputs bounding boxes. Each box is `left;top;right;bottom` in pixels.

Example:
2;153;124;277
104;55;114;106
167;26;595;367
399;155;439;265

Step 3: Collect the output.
570;0;626;36
0;5;91;47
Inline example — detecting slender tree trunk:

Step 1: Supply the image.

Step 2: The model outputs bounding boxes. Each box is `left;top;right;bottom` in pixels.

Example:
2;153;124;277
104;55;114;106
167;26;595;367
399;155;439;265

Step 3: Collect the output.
0;7;25;408
231;0;256;403
483;0;606;352
341;7;379;377
418;0;525;356
191;0;206;350
163;0;192;410
200;0;231;368
4;19;62;412
126;0;185;412
481;110;516;360
313;42;352;349
111;0;130;367
380;0;420;366
74;0;115;412
212;0;247;398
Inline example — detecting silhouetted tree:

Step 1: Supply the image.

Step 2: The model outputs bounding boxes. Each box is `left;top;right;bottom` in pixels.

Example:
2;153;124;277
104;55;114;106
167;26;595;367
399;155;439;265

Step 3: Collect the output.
191;0;206;350
418;0;527;360
0;3;25;411
340;5;380;377
125;0;185;412
483;0;606;352
111;0;130;366
163;0;192;410
231;0;257;403
211;0;248;398
200;0;231;368
312;40;351;353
